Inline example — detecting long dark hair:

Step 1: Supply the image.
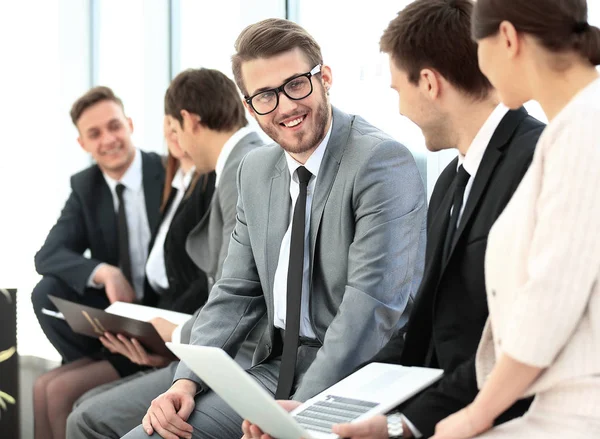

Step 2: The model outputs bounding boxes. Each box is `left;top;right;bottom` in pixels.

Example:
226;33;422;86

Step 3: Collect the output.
473;0;600;66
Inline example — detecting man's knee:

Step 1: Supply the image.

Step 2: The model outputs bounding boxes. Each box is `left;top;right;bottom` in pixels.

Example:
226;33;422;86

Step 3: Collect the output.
67;396;106;438
122;424;161;439
31;276;64;314
66;405;84;437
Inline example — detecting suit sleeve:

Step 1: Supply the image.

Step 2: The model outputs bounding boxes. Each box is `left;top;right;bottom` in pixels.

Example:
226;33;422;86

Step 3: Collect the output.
34;184;103;295
361;329;406;366
214;164;240;282
401;358;478;437
173;155;268;384
293;140;427;401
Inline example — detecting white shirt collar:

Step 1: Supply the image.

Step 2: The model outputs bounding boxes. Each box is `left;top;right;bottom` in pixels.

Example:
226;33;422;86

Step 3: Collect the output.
172;165;196;192
284;121;333;182
458;104;509;176
215;126;254;187
103;148;143;193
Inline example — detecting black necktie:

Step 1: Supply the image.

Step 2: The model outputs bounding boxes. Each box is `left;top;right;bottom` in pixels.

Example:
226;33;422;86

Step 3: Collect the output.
442;165;470;264
275;166;313;400
116;183;132;285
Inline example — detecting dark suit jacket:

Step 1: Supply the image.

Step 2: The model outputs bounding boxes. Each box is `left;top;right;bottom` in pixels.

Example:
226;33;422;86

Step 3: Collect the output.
34;150;165;301
158;171;216;314
369;108;545;437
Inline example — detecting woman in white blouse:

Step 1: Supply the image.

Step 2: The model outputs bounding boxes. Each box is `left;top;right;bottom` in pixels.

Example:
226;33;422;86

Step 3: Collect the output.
432;0;600;438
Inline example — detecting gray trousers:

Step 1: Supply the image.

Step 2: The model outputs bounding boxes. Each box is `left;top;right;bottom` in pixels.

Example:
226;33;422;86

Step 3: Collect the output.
68;344;317;439
121;362;280;439
66;363;177;439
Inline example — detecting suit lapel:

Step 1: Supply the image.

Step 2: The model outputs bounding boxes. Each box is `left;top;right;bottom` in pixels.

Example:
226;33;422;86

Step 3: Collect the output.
444;108;528;265
141;151;163;237
309;108;350;270
265;153;291;298
426;180;456;278
400;172;454;364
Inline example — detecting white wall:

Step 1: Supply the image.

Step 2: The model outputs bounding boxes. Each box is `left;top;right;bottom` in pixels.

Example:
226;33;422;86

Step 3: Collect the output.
4;0;600;360
0;0;92;360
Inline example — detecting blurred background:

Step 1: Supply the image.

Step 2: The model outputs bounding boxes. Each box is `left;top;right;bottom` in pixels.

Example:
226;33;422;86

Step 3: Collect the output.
5;0;600;364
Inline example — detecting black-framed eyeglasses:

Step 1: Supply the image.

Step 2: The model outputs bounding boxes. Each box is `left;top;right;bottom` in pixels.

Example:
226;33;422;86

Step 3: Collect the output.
245;65;322;115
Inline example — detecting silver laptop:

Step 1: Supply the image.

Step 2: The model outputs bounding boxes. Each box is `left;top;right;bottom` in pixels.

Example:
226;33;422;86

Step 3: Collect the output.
167;343;443;439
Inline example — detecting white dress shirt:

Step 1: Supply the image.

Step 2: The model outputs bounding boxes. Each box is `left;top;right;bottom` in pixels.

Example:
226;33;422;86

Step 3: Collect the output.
146;166;196;293
403;104;509;438
453;104;509;225
272;124;332;339
87;148;151;300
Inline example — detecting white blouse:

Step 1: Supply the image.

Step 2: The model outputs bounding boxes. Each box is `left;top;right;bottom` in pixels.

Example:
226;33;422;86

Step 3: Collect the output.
476;78;600;399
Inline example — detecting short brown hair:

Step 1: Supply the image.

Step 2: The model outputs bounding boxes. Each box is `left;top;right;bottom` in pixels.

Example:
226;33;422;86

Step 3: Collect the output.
165;68;247;132
473;0;600;66
70;86;124;125
232;18;323;97
381;0;492;99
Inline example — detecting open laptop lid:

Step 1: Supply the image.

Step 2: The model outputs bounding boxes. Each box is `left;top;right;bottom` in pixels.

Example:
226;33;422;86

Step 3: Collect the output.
167;343;311;439
167;343;443;439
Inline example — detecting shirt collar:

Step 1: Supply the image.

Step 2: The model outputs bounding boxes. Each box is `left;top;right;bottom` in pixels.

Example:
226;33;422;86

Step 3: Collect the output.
171;165;196;191
458;104;509;176
103;148;143;193
285;121;333;182
215;126;254;187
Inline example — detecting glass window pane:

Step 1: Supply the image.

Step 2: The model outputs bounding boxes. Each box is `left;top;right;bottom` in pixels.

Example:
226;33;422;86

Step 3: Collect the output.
292;1;429;189
97;0;170;154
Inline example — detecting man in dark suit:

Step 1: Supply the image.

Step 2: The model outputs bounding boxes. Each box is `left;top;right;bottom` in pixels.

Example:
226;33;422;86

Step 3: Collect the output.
65;68;265;439
244;2;545;439
32;86;165;363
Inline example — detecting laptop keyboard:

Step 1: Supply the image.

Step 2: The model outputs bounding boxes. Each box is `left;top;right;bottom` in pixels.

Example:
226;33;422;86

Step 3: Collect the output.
293;396;378;434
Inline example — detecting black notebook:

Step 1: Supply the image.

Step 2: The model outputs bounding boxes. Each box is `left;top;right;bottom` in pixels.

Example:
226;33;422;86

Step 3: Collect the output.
48;295;175;358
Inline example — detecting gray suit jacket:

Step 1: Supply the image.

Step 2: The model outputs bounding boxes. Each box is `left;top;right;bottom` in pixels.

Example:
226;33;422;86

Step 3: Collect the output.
179;132;264;343
175;107;427;401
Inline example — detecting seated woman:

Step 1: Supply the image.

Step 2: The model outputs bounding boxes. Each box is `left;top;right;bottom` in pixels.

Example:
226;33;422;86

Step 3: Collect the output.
33;116;215;439
431;0;600;438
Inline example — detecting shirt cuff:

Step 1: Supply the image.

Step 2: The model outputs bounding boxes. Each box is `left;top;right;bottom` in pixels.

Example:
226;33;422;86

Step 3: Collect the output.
86;264;106;288
401;414;422;438
171;323;184;344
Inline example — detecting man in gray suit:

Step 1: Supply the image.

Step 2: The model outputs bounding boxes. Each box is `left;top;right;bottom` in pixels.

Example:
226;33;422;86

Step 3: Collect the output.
66;68;264;438
123;18;427;439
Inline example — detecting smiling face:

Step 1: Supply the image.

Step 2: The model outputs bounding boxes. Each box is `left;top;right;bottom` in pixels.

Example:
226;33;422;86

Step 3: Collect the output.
242;48;332;157
76;100;135;177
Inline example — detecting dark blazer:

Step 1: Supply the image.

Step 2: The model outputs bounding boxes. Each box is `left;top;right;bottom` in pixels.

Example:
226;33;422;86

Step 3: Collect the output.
158;171;216;314
369;108;545;437
34;150;165;299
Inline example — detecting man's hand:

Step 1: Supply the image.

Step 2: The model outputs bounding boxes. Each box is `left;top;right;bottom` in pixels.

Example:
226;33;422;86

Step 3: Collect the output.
332;415;389;439
241;400;302;439
142;379;197;439
150;317;178;343
100;332;171;368
94;264;136;303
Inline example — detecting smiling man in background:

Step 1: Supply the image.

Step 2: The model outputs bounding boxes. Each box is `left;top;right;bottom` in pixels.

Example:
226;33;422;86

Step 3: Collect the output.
32;86;165;364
